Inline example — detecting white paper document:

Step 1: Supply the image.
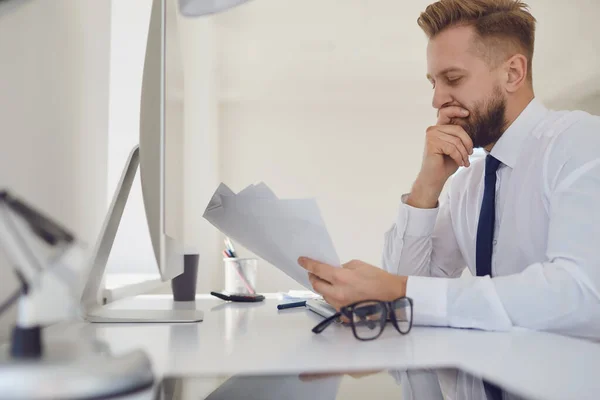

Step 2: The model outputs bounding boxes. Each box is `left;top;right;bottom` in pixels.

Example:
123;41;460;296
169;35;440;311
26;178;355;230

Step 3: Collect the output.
203;182;340;290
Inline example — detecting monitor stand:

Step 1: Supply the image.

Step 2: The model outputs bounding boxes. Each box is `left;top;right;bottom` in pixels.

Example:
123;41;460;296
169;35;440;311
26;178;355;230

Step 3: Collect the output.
80;146;203;323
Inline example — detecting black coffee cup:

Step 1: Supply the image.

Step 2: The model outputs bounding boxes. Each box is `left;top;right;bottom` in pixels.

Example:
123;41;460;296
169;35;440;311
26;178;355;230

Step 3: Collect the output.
171;254;199;302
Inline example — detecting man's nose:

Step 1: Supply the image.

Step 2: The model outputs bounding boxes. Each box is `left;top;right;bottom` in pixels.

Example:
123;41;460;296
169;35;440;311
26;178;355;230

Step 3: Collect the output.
431;86;453;110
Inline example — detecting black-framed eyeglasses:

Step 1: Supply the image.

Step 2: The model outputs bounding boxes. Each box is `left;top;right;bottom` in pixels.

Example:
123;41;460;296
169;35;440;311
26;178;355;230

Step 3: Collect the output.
312;297;413;341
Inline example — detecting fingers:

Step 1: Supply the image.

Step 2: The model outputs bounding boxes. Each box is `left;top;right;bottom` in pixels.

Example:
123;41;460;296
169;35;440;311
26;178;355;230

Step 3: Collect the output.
426;124;474;167
439;134;470;167
301;258;348;307
309;276;346;311
309;272;336;299
436;124;474;155
437;105;469;125
342;259;361;270
308;273;348;311
298;257;337;283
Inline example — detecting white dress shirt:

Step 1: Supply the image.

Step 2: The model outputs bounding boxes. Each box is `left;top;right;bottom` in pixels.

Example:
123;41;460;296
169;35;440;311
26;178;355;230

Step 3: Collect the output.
382;98;600;340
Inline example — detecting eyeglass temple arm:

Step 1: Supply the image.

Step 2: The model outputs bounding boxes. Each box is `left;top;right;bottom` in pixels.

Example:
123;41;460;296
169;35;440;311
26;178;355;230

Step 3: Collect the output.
311;312;341;334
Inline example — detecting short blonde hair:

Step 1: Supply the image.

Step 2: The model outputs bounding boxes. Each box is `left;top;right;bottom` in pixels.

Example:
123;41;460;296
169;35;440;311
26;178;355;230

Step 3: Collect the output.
418;0;536;81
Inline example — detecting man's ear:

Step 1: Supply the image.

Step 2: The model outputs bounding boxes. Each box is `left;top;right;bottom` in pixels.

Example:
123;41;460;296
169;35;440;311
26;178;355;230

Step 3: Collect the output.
504;53;528;93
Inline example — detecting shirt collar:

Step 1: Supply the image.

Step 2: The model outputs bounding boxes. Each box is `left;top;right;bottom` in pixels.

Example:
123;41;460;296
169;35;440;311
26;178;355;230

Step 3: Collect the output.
489;97;548;169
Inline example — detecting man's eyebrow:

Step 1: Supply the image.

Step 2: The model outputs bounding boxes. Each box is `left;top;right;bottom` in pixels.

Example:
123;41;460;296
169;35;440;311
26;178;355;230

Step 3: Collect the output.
426;67;468;80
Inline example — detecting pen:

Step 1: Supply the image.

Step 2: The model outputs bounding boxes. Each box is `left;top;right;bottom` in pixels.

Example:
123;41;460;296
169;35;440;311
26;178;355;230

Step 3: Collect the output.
224;237;238;258
277;301;307;310
233;264;256;294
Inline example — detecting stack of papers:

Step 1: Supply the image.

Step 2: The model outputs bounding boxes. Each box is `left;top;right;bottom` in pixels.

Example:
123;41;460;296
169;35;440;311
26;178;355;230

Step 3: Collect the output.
203;182;340;290
280;290;321;301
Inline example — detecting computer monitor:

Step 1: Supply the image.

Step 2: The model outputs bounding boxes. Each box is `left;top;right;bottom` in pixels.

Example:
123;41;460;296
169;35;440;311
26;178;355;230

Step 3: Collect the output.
81;0;195;323
81;0;251;323
140;0;186;283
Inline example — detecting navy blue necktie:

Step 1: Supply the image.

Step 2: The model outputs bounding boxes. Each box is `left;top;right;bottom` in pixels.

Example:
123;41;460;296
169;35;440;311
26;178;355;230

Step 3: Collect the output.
476;155;502;278
476;154;503;400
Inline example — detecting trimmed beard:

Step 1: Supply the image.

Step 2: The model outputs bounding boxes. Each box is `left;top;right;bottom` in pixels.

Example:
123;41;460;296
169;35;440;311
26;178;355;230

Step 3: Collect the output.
451;86;508;149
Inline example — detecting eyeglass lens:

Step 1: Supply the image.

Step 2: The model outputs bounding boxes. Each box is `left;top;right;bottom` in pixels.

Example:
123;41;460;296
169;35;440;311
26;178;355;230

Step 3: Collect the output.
350;301;387;340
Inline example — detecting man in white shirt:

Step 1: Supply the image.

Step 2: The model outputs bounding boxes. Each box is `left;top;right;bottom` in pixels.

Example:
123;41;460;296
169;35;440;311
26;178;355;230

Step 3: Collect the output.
298;0;600;341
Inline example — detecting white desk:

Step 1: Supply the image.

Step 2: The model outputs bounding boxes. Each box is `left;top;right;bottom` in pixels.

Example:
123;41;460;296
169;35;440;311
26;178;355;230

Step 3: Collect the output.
47;294;600;400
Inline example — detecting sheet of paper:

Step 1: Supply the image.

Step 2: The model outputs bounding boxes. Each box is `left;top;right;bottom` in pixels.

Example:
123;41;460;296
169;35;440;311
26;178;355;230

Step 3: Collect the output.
237;181;278;200
203;182;339;290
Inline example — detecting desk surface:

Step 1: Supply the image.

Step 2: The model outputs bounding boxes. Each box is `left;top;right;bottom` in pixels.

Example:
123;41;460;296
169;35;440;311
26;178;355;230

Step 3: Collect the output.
47;295;600;400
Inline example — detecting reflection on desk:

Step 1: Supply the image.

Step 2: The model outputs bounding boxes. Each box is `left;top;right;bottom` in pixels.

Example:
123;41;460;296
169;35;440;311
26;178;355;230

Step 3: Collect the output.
118;368;531;400
45;295;600;400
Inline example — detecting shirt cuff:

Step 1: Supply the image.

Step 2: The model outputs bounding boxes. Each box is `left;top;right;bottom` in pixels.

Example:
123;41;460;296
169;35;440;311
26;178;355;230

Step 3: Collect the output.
399;193;440;237
406;276;449;327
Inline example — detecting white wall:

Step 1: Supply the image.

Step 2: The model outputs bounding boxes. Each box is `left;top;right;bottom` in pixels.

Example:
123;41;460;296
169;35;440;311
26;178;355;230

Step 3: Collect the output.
0;1;110;340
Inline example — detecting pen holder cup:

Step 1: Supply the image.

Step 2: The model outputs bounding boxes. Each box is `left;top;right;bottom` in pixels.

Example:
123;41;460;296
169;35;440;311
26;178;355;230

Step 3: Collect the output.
224;258;258;295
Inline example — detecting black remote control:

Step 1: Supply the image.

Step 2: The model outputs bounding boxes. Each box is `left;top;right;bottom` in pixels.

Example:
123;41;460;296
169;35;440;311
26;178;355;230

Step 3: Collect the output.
210;291;265;303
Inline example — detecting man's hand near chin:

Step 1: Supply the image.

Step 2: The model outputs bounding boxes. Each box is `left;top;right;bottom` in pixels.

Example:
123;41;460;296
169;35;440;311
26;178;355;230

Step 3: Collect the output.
297;258;407;310
408;105;473;209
